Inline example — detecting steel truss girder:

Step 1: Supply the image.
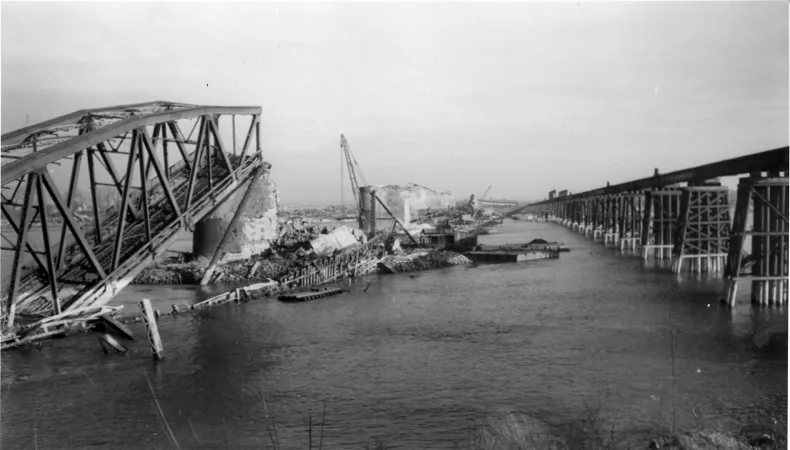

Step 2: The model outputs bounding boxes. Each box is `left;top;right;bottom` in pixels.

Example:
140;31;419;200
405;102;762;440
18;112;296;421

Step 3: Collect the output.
1;104;263;328
2;104;261;184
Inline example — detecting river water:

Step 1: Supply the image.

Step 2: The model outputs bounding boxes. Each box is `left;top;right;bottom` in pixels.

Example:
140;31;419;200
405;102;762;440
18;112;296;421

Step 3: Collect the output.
1;220;786;449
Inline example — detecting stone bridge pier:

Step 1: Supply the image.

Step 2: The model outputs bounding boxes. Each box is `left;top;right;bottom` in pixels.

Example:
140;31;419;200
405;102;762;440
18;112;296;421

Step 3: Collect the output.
192;162;279;262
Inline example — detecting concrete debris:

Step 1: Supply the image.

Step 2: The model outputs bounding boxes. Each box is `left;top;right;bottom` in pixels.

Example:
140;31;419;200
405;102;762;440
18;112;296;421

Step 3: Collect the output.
310;225;367;256
385;236;402;254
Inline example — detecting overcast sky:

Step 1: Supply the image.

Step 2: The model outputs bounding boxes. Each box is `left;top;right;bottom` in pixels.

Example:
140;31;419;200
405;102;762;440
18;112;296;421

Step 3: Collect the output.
2;2;787;206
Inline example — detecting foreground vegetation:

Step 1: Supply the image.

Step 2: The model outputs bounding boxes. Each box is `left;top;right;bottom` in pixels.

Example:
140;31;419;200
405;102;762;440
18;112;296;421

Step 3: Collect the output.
462;412;786;450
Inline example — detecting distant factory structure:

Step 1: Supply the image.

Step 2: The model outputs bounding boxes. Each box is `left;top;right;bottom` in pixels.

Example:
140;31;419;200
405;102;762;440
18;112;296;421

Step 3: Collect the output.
477;198;519;210
361;184;455;223
548;189;570;200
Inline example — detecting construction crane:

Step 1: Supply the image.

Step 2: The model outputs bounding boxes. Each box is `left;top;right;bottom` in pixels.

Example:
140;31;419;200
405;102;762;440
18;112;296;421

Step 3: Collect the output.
467;185;492;217
480;185;492;201
339;134;368;218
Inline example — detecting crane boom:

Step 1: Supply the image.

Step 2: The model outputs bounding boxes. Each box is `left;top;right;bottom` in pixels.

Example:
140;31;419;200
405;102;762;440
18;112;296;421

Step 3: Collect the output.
481;185;492;200
340;134;368;214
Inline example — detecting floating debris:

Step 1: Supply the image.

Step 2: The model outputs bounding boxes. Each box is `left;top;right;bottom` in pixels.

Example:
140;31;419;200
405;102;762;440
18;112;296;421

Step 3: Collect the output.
278;287;344;303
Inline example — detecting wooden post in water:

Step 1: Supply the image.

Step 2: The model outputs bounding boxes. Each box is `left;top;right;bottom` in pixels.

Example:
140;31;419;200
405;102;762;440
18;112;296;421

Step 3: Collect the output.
723;174;789;306
140;298;164;360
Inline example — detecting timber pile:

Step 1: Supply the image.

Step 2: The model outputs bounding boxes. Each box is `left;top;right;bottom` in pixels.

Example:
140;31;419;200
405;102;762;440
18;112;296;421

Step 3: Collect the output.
1;305;124;350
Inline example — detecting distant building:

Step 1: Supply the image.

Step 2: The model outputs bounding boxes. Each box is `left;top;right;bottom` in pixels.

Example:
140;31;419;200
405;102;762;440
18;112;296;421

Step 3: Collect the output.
362;184;454;223
558;190;568;198
478;198;519;210
548;190;557;200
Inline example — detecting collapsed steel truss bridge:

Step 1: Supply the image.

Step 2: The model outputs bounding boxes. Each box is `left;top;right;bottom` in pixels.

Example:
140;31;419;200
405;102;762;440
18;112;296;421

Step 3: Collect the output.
1;101;263;329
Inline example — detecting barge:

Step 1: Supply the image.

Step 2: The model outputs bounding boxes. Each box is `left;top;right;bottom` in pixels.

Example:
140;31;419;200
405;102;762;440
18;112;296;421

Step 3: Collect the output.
465;238;568;263
465;248;559;263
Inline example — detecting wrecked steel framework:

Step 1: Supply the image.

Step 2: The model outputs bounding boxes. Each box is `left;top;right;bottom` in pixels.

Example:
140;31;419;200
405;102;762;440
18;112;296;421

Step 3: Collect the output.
1;101;263;329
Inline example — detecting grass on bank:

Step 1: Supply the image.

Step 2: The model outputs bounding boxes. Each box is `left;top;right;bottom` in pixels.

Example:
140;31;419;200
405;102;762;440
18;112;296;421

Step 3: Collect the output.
464;412;786;450
144;394;785;450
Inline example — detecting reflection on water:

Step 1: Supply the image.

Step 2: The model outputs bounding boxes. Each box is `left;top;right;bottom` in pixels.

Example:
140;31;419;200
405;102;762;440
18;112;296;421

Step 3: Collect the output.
1;221;786;449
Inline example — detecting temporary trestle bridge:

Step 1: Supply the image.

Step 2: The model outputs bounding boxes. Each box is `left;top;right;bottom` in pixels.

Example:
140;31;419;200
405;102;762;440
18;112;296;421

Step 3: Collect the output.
0;101;264;331
513;147;789;306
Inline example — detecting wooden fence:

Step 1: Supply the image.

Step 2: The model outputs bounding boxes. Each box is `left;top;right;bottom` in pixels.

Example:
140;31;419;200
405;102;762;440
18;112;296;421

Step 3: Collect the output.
278;234;383;289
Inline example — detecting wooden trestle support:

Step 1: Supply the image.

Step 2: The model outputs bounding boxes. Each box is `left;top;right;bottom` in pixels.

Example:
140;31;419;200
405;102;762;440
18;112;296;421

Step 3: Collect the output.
723;175;788;306
540;177;788;306
617;193;644;252
671;182;730;274
554;194;646;251
641;187;682;260
513;147;788;306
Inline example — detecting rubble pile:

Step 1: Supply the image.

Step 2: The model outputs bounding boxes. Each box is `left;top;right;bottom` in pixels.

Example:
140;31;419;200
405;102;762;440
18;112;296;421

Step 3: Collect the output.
134;223;374;285
409;203;505;230
274;221;325;251
133;199;498;286
279;205;357;222
133;257;293;284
